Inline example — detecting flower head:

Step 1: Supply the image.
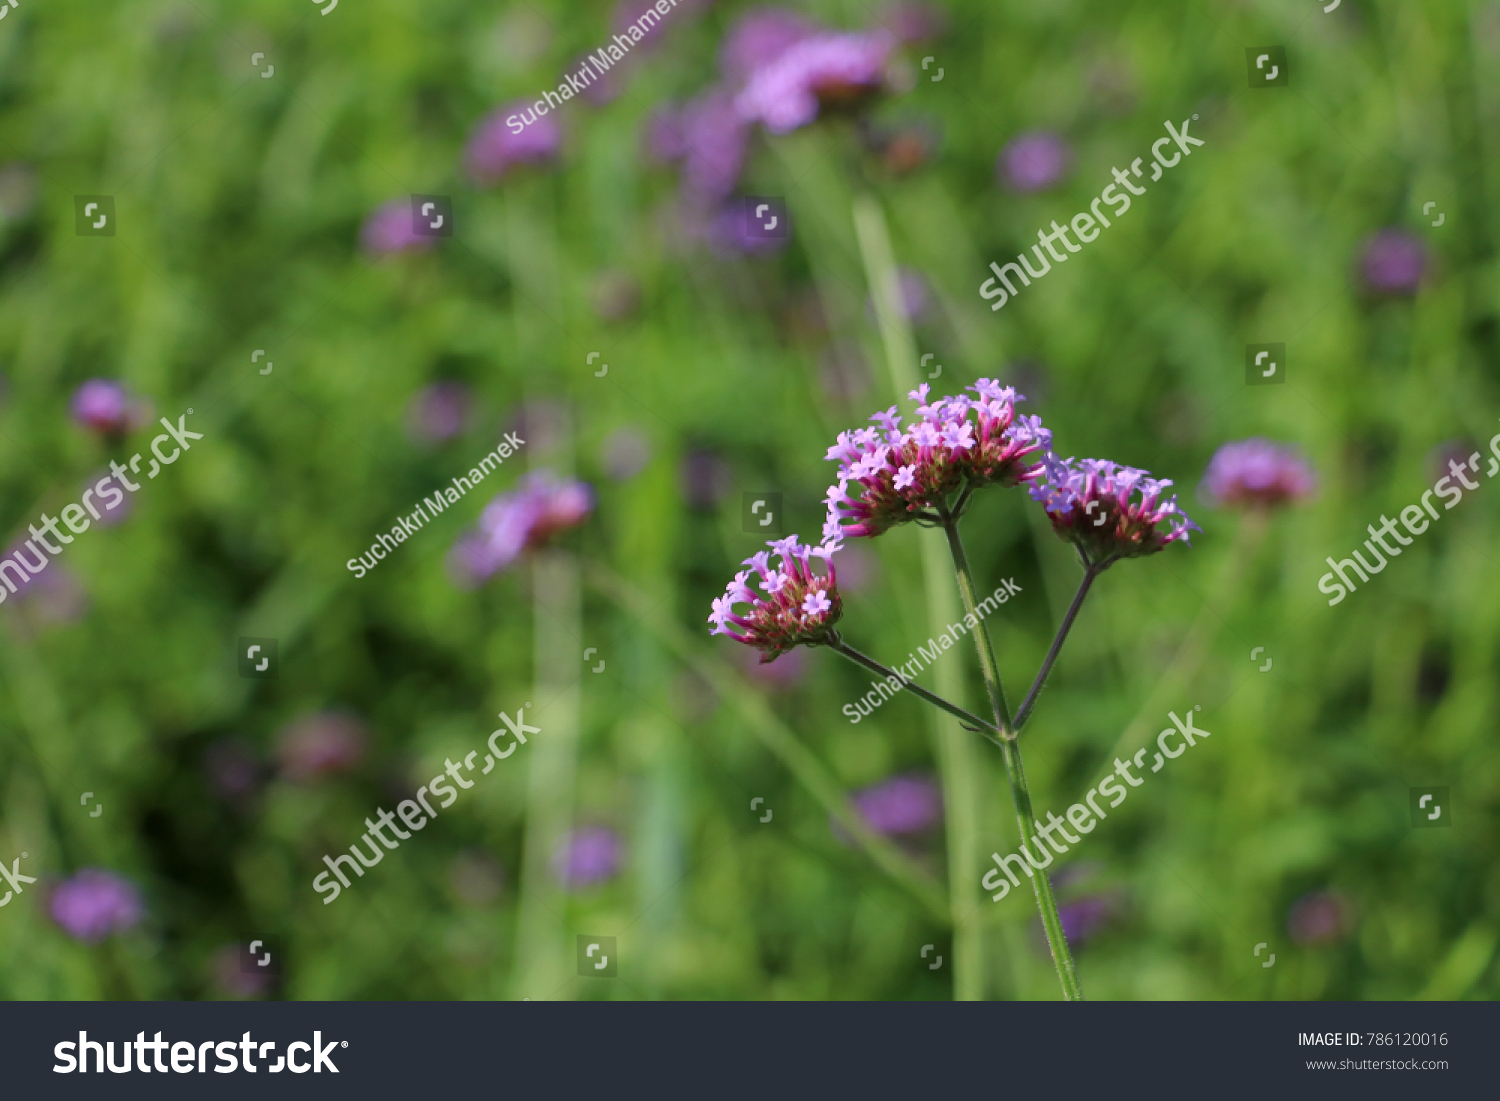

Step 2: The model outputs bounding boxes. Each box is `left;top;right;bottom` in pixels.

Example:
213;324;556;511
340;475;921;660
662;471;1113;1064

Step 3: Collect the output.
720;7;820;87
405;382;471;444
823;381;1051;540
450;471;594;584
1199;438;1316;509
1029;455;1199;566
275;711;369;783
360;200;436;256
1286;890;1352;946
71;379;148;435
850;771;942;836
49;869;145;943
464;102;562;184
998;131;1072;192
1359;229;1425;296
709;536;843;662
734;30;893;134
552;827;623;890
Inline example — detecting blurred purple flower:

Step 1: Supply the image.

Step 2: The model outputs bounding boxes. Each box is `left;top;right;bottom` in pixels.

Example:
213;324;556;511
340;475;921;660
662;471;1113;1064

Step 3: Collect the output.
865;267;931;325
875;0;947;43
591;270;643;323
601;426;652;481
679;448;733;509
552;827;623;889
998;131;1072;193
705;201;791;255
203;737;262;804
1199;438;1316;510
464;102;562;184
49;869;145;943
1057;894;1119;945
360;200;435;256
0;163;37;221
1359;229;1426;295
841;772;943;838
678;93;751;205
612;0;675;53
405;382;471;444
735;31;893;134
1287;890;1352;946
275;711;369;783
719;7;820;87
449;471;594;584
70;379;148;436
1;559;86;623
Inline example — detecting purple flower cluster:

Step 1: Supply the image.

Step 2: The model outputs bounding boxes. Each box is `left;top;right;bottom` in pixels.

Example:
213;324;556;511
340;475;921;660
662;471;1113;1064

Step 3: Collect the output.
823;381;1051;540
71;379;148;436
552;826;623;890
360;200;436;257
848;771;942;836
998;131;1072;193
49;869;144;943
709;536;843;662
450;471;593;583
464;100;564;184
1359;229;1425;296
1029;455;1199;567
1199;438;1316;510
734;30;893;134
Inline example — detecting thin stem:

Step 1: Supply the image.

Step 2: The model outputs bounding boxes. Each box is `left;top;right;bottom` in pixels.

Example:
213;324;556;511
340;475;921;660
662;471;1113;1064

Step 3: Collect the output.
940;514;1084;1001
827;637;1004;744
1014;567;1099;733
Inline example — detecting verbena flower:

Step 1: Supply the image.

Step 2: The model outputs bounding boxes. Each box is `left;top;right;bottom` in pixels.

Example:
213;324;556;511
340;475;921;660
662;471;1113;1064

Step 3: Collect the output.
998;131;1071;192
360;200;435;256
275;711;369;783
552;826;623;890
850;771;942;836
463;102;562;184
734;30;893;134
823;381;1051;540
71;379;148;436
49;869;145;943
1029;455;1199;566
1359;228;1425;296
719;7;820;87
709;536;842;662
450;471;594;583
1199;438;1316;509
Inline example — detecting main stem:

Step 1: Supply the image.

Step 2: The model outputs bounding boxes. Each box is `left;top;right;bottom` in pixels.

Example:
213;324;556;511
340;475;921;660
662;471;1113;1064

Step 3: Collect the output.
940;512;1084;1001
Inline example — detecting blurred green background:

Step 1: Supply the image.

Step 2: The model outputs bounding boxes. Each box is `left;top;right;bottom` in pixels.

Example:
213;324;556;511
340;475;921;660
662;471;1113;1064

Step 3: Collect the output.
0;0;1496;1001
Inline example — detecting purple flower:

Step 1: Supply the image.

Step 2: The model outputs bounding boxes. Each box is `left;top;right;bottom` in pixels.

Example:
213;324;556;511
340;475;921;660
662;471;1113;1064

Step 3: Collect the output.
848;772;942;836
719;7;820;87
1359;229;1426;295
998;131;1072;193
710;536;843;663
49;869;144;943
0;558;86;623
1287;890;1352;946
552;827;623;889
274;711;369;783
360;200;435;256
449;471;594;584
405;382;471;444
70;379;132;435
735;31;893;134
1029;454;1199;567
463;102;562;184
875;1;947;44
1057;894;1119;945
1199;438;1316;510
824;381;1051;540
703;200;791;255
865;267;931;325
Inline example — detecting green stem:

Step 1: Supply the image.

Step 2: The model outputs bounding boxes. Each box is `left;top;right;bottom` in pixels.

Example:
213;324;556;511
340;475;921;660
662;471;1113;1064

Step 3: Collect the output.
940;513;1084;1001
827;637;1004;742
1014;568;1099;733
